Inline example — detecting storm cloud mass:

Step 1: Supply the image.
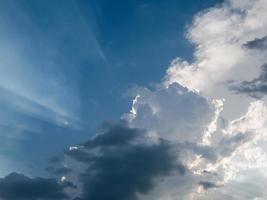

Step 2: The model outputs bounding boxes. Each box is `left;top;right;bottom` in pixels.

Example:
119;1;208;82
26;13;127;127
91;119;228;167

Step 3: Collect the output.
0;124;186;200
0;173;70;200
65;124;185;200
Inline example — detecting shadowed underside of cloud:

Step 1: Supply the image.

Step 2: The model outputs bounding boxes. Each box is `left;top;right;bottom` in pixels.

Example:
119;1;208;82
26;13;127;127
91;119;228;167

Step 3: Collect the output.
0;173;72;200
244;35;267;50
66;124;186;200
0;124;186;200
199;181;219;190
229;64;267;99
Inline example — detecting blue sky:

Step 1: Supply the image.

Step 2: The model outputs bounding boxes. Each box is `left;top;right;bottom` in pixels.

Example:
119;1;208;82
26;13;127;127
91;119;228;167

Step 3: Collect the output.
1;0;267;199
0;0;221;176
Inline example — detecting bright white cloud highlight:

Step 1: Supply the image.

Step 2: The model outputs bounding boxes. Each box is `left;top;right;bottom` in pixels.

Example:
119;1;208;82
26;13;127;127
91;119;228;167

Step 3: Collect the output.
122;0;267;199
165;0;267;94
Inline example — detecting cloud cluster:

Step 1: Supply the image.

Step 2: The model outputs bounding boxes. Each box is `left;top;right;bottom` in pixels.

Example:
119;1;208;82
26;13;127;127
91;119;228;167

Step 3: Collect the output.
0;173;74;200
6;100;265;200
57;84;267;200
118;0;267;198
1;0;267;199
122;83;216;142
64;124;185;200
165;0;267;95
120;86;267;199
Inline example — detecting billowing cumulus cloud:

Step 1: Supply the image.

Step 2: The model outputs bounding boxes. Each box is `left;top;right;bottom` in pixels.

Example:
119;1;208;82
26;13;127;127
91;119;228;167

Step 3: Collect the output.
122;83;217;142
162;0;267;121
183;101;267;200
45;116;242;200
165;0;267;94
118;0;267;199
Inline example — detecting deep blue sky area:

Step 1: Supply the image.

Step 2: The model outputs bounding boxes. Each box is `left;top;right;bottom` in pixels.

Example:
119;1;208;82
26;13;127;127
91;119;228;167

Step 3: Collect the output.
0;0;222;176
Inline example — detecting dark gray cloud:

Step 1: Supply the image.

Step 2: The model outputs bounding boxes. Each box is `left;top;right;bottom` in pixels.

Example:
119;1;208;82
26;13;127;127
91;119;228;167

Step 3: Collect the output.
66;124;185;200
199;181;219;190
0;173;71;200
202;170;218;176
83;124;142;148
229;64;267;98
244;36;267;50
0;124;202;200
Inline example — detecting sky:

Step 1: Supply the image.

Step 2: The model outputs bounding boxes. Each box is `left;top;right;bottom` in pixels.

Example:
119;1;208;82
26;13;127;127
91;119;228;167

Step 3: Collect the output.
1;0;267;200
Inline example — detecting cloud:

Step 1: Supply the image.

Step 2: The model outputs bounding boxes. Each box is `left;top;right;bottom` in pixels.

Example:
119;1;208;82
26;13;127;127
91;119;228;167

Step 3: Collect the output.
58;0;267;199
198;181;219;190
2;87;266;200
190;101;267;199
64;124;185;200
122;83;216;142
143;1;267;197
217;132;251;157
2;0;267;199
229;64;267;98
0;173;73;200
245;35;267;50
45;166;72;176
164;0;267;97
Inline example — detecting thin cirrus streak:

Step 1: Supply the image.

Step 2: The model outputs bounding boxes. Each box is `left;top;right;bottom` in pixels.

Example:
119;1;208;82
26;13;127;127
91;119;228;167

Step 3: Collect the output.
0;0;106;178
0;0;107;130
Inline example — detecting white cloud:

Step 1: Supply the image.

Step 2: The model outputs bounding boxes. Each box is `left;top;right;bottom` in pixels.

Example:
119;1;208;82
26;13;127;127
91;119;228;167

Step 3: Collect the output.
121;0;267;199
165;0;267;94
50;0;267;199
122;83;217;143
